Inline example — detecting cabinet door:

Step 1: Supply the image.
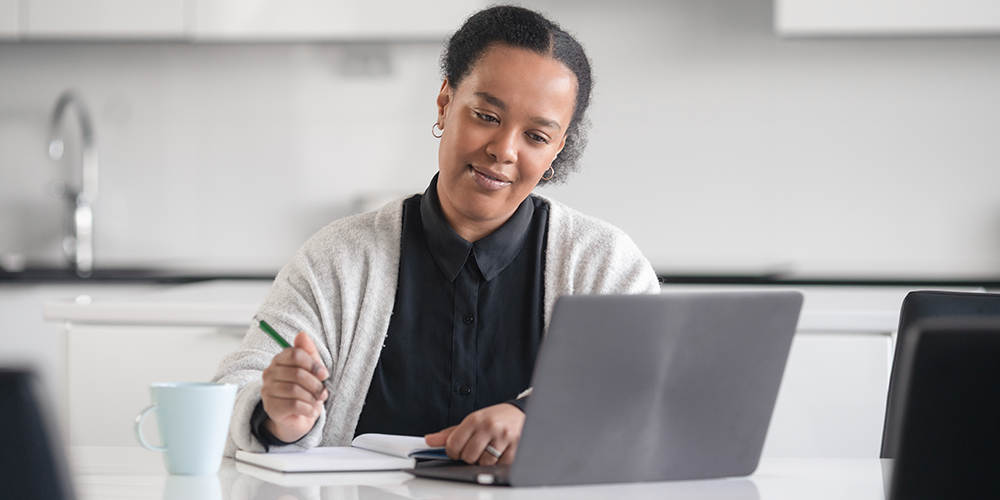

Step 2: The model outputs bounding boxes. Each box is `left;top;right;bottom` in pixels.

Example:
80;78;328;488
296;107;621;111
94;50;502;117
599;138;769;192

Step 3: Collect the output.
761;332;892;458
192;0;483;41
24;0;185;39
777;0;1000;36
0;0;16;38
66;324;245;446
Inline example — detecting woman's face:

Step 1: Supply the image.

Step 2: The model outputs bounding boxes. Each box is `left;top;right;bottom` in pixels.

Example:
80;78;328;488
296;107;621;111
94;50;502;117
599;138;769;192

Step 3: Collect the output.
435;44;577;241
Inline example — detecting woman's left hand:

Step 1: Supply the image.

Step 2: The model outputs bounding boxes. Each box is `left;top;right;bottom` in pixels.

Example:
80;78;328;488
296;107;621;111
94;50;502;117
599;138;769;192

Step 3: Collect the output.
425;402;525;465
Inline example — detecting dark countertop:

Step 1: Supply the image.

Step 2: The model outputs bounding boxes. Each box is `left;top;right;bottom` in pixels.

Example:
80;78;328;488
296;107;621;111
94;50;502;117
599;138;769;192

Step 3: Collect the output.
657;273;1000;289
5;266;1000;288
0;267;277;284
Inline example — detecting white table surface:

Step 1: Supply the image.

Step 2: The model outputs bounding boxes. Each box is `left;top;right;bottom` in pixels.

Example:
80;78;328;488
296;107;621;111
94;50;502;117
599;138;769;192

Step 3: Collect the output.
67;446;889;500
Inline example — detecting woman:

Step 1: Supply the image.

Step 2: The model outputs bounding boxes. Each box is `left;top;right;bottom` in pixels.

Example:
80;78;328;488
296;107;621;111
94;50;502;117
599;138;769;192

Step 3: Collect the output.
214;5;659;466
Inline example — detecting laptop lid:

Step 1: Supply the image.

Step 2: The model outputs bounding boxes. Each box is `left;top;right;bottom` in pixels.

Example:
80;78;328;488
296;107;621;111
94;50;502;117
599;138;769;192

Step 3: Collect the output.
887;318;1000;500
508;291;802;487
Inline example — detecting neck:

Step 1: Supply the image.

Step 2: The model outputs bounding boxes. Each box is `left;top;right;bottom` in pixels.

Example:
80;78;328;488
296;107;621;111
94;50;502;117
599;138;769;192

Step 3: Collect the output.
436;184;511;243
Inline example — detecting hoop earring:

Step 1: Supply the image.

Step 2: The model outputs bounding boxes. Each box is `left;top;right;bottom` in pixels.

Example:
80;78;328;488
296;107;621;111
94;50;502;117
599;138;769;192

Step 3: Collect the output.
541;166;555;181
431;122;443;138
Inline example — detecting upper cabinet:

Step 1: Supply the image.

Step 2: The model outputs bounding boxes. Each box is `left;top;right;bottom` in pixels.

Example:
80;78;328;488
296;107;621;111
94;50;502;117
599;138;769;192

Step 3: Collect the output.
192;0;482;41
776;0;1000;36
3;0;484;41
0;0;18;39
23;0;185;39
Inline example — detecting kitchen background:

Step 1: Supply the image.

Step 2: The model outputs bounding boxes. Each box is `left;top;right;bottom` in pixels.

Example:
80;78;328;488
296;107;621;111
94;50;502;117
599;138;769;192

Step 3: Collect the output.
1;0;1000;457
2;0;999;278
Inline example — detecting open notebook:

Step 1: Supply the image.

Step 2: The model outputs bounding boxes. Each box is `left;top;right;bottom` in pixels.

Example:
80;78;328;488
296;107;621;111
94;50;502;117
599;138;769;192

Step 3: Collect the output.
235;433;448;472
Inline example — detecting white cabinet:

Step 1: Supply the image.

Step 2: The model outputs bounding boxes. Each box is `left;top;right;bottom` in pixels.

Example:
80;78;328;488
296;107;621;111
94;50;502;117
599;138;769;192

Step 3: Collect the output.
192;0;483;41
776;0;1000;36
22;0;186;39
7;0;484;41
0;0;17;39
64;324;246;446
761;332;892;458
44;280;271;446
662;284;980;458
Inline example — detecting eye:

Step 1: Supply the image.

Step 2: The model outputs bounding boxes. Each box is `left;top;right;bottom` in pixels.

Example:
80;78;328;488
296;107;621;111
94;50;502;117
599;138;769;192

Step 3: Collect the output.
526;132;549;145
475;111;499;124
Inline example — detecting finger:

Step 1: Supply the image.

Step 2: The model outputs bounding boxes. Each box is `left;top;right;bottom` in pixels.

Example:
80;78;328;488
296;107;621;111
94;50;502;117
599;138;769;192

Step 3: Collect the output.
459;429;494;464
262;394;323;420
294;332;329;379
479;444;502;466
444;414;495;464
263;365;328;399
498;440;517;464
444;420;477;461
262;380;322;407
424;426;456;447
272;347;328;381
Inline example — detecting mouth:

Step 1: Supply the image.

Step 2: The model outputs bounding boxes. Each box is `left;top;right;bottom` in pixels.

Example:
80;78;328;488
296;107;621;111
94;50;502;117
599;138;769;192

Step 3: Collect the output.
469;165;512;191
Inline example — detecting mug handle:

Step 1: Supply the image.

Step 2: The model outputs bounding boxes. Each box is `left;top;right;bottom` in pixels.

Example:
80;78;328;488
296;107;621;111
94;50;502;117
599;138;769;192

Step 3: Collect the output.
134;405;166;452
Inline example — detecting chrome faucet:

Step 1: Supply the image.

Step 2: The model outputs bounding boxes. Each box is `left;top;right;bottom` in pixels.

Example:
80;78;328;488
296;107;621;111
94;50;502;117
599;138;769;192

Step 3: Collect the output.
47;90;98;278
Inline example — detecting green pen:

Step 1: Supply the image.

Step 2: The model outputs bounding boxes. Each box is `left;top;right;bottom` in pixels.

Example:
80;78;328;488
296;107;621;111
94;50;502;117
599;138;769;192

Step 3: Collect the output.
256;317;335;395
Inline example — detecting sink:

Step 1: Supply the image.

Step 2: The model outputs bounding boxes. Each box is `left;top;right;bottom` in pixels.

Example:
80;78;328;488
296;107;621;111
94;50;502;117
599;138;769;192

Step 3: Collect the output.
0;266;276;284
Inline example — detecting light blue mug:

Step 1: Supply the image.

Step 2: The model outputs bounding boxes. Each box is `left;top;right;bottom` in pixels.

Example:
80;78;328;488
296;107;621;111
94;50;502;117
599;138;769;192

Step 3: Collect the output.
134;382;238;475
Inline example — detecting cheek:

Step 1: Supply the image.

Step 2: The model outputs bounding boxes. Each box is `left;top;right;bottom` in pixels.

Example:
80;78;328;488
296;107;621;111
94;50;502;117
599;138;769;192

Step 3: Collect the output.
441;125;484;164
524;150;556;177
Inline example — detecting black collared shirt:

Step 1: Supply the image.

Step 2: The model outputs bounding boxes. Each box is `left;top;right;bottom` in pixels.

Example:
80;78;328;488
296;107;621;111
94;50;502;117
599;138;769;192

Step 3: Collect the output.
354;175;548;436
252;175;548;448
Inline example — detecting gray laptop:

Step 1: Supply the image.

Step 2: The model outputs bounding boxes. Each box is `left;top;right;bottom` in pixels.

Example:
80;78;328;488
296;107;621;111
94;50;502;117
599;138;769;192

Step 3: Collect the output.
408;291;803;487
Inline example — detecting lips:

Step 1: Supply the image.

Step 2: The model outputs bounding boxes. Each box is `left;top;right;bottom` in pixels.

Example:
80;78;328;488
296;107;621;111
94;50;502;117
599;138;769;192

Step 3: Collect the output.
469;165;512;191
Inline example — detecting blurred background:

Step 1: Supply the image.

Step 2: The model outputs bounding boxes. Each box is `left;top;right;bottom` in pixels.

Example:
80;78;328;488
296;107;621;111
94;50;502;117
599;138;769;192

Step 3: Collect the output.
1;0;1000;459
2;0;998;279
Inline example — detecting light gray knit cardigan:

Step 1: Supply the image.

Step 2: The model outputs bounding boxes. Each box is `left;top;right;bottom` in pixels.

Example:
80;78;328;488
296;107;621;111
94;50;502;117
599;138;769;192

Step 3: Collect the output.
213;194;660;456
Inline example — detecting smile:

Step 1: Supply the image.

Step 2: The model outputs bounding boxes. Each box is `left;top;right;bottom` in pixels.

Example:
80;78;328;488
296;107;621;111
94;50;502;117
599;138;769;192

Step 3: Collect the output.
470;166;512;191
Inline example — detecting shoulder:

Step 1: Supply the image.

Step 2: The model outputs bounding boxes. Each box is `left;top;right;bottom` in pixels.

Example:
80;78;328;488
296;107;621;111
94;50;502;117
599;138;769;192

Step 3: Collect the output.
533;194;637;252
533;194;660;295
277;197;406;283
307;198;404;251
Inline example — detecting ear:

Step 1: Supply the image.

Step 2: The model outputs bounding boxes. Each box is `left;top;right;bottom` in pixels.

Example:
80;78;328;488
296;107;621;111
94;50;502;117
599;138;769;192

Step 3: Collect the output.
555;133;568;157
436;79;452;127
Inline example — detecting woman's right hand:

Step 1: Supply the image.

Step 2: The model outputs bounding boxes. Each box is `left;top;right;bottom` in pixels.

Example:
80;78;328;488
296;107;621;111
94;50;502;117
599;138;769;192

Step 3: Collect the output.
261;331;329;443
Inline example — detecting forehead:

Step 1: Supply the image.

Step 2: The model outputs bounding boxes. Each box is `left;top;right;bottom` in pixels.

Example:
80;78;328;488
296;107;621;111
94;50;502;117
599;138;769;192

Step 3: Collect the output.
457;45;577;123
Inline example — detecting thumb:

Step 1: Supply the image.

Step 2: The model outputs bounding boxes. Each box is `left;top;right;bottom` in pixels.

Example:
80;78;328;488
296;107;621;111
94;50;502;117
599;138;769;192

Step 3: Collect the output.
294;332;327;379
424;426;456;447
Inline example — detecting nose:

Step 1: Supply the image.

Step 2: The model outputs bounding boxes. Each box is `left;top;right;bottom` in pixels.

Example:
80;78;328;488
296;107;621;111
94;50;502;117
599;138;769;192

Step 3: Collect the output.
485;126;518;164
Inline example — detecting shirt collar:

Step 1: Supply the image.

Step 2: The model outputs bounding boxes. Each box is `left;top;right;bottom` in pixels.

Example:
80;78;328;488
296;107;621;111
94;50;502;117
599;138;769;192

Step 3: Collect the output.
420;174;535;282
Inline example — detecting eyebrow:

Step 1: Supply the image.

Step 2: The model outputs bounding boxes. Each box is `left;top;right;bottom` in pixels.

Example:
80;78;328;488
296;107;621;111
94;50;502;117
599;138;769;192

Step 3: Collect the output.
474;91;563;132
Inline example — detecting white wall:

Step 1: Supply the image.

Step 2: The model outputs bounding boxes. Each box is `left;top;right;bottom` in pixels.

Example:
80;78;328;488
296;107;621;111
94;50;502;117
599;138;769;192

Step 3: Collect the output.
2;0;1000;277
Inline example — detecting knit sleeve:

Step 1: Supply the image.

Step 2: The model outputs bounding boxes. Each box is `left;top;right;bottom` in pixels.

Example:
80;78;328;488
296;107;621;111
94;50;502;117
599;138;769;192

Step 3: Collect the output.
213;199;404;456
213;232;341;455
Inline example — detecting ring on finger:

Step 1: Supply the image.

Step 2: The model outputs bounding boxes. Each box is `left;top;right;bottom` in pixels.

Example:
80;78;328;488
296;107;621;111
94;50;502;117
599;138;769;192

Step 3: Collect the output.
485;445;502;459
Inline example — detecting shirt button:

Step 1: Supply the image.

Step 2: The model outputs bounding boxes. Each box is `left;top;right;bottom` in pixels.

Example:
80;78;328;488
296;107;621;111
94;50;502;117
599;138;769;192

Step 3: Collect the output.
462;314;474;324
459;385;472;395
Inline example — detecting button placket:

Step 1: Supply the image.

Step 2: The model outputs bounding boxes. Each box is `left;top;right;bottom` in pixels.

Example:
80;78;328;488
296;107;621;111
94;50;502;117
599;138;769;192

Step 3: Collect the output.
448;261;479;425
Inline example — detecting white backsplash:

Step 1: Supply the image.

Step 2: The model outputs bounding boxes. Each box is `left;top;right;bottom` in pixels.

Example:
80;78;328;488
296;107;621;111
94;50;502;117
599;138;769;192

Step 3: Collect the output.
2;0;1000;277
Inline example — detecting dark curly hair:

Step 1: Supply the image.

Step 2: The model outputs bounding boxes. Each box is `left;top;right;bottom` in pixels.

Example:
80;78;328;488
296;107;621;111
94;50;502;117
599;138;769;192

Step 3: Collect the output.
441;5;593;185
